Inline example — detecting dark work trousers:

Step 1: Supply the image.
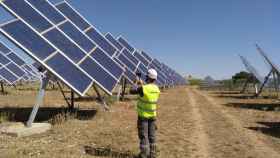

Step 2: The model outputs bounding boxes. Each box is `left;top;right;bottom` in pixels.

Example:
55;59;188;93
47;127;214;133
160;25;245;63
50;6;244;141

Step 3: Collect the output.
137;116;156;153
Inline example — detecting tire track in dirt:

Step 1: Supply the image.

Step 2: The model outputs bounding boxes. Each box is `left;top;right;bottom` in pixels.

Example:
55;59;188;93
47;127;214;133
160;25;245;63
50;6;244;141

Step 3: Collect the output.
187;88;210;158
192;88;280;158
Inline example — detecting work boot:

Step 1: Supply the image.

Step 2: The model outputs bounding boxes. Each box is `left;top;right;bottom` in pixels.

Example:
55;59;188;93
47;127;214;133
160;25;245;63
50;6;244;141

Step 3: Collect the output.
149;144;157;158
138;147;149;158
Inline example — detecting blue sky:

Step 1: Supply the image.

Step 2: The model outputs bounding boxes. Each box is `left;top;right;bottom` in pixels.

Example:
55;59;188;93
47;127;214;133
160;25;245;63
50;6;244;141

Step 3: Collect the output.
1;0;279;79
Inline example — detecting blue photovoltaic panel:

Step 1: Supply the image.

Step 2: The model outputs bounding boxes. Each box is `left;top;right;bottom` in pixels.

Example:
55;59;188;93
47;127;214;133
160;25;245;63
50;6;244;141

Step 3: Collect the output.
0;67;18;83
59;21;96;52
23;75;29;80
80;57;117;92
138;63;148;75
55;2;117;56
0;53;10;65
134;51;149;67
7;52;25;66
0;42;10;54
113;57;136;84
113;57;125;68
118;37;134;52
1;20;92;95
141;51;153;62
46;53;92;93
28;0;124;88
6;63;25;77
118;53;137;72
2;0;52;32
27;0;65;24
153;59;162;70
124;67;137;84
1;20;55;60
105;33;123;51
85;28;116;56
90;47;123;79
43;28;86;63
122;49;139;65
55;2;90;31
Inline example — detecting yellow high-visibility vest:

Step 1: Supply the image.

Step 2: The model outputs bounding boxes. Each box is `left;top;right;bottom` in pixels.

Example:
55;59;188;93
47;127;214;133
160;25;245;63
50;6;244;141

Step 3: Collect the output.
137;84;160;118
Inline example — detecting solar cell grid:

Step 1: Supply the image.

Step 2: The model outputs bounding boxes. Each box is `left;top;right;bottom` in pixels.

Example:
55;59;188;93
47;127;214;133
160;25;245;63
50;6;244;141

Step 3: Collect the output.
117;37;134;53
122;49;139;65
0;0;125;95
55;1;117;57
105;33;123;51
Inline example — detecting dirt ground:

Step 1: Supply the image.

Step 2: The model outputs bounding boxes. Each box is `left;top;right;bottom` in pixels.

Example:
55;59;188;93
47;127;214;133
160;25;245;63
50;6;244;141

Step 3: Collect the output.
1;86;280;157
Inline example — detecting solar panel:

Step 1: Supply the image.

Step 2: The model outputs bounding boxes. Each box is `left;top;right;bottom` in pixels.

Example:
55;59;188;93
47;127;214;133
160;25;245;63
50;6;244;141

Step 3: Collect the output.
52;1;184;87
121;49;139;65
0;42;10;54
134;51;149;67
0;52;25;84
0;40;40;81
141;51;153;62
105;33;123;51
117;36;135;53
239;55;264;83
117;52;137;72
0;0;125;95
55;1;117;57
0;67;18;84
113;57;137;84
256;44;280;74
1;19;92;95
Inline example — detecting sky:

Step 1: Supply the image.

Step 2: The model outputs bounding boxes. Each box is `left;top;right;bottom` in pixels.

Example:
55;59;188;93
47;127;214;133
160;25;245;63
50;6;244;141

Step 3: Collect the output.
0;0;280;80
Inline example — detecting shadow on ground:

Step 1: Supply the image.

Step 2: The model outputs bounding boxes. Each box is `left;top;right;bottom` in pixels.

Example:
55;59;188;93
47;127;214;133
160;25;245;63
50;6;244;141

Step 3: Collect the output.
224;102;280;111
247;122;280;139
210;91;242;95
215;94;258;99
0;107;97;122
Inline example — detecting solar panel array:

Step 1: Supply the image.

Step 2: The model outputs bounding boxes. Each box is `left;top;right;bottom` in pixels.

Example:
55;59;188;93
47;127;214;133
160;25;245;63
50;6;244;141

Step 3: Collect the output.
239;55;264;83
0;0;186;97
0;41;27;84
0;41;40;82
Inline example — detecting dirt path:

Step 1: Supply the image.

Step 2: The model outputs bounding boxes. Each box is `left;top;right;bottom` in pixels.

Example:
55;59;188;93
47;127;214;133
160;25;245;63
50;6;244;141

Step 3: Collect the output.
187;89;210;158
189;88;280;158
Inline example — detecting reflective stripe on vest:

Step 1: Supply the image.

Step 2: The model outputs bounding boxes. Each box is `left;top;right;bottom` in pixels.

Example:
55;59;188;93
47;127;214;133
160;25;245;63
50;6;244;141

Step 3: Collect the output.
137;84;160;118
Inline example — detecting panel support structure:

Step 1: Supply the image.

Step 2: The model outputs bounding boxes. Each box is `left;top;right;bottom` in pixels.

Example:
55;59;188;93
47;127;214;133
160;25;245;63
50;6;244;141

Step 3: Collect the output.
255;70;273;97
120;78;127;101
57;81;72;108
92;83;109;111
26;73;50;127
0;81;4;94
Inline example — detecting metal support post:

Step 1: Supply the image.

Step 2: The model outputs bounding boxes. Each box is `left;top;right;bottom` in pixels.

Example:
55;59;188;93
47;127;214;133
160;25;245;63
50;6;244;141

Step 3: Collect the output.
241;78;250;93
121;79;127;101
116;78;123;101
92;84;109;111
70;90;75;110
26;73;50;127
57;81;71;108
256;70;273;97
0;81;4;94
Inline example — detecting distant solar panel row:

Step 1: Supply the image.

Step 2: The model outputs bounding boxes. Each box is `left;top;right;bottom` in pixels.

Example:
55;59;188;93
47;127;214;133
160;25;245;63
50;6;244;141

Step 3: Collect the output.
0;50;26;84
0;40;40;81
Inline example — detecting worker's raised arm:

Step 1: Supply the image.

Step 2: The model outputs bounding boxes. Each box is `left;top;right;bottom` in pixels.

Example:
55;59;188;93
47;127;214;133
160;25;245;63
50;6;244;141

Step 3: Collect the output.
129;86;144;97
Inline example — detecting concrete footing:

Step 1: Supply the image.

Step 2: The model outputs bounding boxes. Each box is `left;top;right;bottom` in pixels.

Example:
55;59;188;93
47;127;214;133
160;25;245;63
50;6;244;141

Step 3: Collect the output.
0;122;51;137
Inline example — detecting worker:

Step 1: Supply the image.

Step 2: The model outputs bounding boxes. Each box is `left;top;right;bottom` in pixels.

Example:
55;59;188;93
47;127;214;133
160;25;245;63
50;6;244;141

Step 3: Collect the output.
130;69;161;158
